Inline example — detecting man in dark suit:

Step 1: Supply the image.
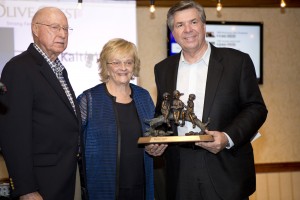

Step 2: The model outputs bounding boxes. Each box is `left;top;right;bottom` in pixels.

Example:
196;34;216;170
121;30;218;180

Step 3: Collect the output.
154;1;268;200
0;7;80;200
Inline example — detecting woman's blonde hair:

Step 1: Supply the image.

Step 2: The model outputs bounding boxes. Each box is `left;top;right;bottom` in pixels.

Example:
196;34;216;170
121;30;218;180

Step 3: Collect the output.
98;38;141;83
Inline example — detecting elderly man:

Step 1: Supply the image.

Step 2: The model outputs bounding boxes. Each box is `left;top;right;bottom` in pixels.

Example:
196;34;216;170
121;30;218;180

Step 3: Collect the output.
0;7;81;200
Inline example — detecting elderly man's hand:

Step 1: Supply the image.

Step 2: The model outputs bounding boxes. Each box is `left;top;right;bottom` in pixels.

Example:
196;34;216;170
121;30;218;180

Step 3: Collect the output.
20;192;43;200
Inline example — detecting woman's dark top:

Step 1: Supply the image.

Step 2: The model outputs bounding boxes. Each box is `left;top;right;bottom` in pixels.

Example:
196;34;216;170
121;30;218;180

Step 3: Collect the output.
116;100;145;200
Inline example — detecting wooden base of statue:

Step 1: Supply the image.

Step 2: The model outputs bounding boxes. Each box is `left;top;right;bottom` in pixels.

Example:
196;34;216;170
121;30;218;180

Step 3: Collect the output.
137;135;213;144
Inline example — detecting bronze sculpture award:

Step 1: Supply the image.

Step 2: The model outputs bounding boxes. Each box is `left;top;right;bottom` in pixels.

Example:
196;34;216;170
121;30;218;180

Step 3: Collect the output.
138;90;213;144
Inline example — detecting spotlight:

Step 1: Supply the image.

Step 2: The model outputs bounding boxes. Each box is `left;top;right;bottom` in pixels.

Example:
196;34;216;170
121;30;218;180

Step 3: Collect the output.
77;0;82;9
280;0;286;8
149;0;155;13
216;0;222;12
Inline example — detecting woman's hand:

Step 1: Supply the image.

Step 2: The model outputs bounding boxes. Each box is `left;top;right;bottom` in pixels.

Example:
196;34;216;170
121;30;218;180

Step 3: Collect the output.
145;143;168;156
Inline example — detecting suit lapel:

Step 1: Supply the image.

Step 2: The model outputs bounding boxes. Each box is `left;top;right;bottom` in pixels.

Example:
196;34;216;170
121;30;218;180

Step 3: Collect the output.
63;69;81;121
169;54;181;92
29;45;77;118
202;46;224;122
40;63;76;116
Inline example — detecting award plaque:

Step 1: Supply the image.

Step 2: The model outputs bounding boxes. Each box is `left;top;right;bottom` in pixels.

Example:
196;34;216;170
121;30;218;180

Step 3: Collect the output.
138;90;213;144
138;135;213;144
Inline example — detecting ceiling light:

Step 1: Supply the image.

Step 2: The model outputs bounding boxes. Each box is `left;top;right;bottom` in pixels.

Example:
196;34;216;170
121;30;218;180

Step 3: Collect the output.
280;0;286;8
77;0;82;10
216;0;222;12
150;0;155;13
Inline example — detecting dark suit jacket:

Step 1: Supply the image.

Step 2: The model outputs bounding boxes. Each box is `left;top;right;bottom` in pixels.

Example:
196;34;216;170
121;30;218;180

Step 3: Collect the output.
154;44;268;200
0;44;81;200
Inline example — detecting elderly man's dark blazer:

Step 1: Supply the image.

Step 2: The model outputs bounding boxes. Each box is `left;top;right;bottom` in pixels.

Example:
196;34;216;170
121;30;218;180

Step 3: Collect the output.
154;44;268;200
0;43;81;199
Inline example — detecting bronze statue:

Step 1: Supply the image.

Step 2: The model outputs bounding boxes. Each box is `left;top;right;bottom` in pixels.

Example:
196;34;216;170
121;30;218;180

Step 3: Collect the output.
182;94;197;128
145;90;210;137
171;90;185;126
161;92;171;127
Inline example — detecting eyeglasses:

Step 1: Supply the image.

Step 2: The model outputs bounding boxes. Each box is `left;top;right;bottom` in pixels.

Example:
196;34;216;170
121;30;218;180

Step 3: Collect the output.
107;60;134;68
35;23;73;34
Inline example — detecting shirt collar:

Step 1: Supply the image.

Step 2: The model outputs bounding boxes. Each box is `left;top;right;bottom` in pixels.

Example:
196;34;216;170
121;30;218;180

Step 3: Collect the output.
33;43;64;74
180;42;211;66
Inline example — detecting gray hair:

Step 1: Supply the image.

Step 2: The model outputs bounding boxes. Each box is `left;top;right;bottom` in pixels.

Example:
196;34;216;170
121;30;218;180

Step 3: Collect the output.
167;0;206;31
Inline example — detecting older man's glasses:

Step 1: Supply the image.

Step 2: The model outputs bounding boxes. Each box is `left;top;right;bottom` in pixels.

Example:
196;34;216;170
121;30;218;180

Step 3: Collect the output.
35;23;73;34
107;60;134;68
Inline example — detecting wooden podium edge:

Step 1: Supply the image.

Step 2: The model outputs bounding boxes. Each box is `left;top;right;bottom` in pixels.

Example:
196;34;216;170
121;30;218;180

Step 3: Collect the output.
138;135;213;144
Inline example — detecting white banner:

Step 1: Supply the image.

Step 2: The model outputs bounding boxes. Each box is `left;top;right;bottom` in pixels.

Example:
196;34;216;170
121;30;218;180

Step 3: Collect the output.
0;0;137;95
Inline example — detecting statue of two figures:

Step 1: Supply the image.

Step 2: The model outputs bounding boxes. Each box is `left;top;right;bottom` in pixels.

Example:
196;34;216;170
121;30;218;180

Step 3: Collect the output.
145;90;210;137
